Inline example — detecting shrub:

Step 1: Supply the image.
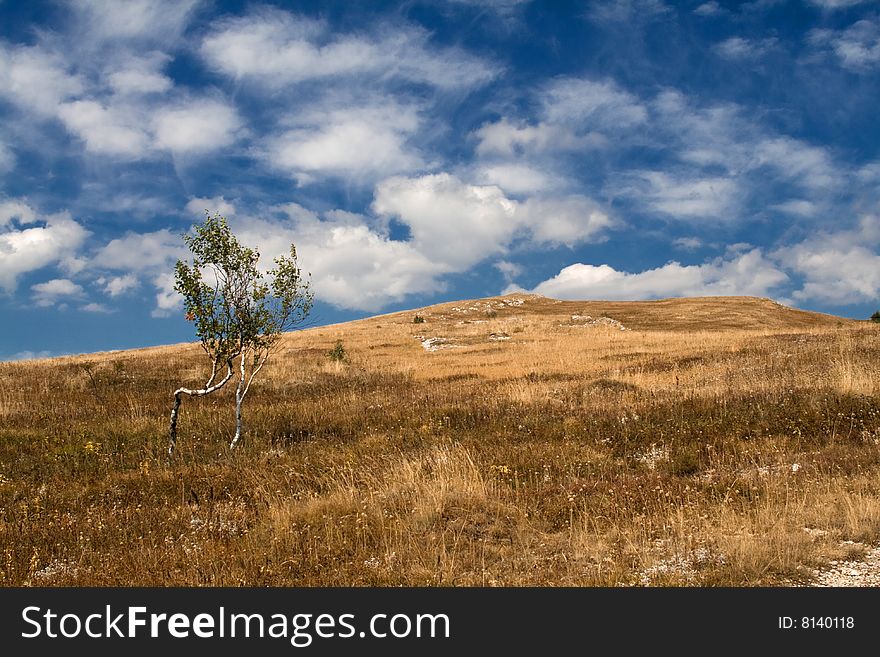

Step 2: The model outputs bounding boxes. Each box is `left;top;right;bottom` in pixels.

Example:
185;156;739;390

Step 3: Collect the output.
413;315;425;324
327;340;346;362
870;311;880;323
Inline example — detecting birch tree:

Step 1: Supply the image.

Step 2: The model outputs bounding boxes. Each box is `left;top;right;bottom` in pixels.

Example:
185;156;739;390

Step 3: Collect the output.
168;212;312;455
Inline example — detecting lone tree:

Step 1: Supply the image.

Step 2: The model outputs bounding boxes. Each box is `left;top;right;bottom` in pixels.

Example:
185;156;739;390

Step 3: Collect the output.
168;212;312;455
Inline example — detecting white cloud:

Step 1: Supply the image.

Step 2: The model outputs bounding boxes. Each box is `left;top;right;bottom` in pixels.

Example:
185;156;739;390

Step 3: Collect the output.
373;174;519;269
374;174;613;269
585;0;671;24
475;163;556;194
518;249;787;301
31;278;85;307
106;53;173;95
495;260;522;282
93;228;185;272
200;9;497;90
0;141;14;173
151;272;182;318
775;215;880;304
673;237;703;250
81;302;112;313
186;196;236;217
622;171;739;220
807;0;871;8
232;206;444;312
652;90;750;173
153;99;241;155
214;173;614;313
519;196;614;246
0;44;83;116
474;119;602;157
102;274;139;297
57;100;150;157
694;2;724;16
648;91;841;206
753;137;838;191
0;204;89;292
541;78;648;130
771;199;818;217
0;199;36;226
68;0;200;44
809;19;880;71
858;161;880;182
714;36;777;60
267;103;424;182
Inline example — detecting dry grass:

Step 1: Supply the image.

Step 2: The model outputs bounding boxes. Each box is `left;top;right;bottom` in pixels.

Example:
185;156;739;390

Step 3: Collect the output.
1;293;879;586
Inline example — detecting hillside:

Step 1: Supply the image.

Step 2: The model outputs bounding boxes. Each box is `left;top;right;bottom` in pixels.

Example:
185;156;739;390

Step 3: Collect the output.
1;294;878;587
375;293;850;331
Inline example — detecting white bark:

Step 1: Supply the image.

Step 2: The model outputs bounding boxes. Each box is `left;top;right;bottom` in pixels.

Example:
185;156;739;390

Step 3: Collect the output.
230;355;246;449
229;347;270;449
168;359;234;456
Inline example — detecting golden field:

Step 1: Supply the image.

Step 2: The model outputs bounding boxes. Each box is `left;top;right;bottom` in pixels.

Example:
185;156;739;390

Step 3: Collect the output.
1;293;879;586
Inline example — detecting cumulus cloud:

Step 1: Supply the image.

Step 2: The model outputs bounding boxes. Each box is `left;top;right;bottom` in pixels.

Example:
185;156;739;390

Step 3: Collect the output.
515;249;787;301
91;228;188;313
101;274;140;297
0;202;90;292
186;174;614;313
619;171;739;220
232;205;444;312
809;19;880;71
373;173;613;270
200;9;497;90
775;215;880;304
58;100;151;157
151;272;182;318
693;2;725;16
93;228;186;272
31;278;85;307
474;119;603;158
186;196;236;217
519;196;614;246
0;44;83;116
475;163;557;194
153;99;241;155
267;102;424;182
373;174;520;269
105;53;173;95
0;200;37;226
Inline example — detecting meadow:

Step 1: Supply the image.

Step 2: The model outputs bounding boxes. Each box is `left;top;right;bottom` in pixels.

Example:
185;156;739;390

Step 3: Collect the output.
1;294;879;586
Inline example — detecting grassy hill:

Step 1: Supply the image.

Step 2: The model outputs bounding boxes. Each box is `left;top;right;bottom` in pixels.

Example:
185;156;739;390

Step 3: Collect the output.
1;294;878;586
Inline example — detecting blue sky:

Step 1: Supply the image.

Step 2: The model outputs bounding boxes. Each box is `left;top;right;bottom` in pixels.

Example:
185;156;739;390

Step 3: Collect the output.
2;0;880;359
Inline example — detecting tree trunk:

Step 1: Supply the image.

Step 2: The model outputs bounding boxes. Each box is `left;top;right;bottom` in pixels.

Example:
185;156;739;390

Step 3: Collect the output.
168;361;234;456
168;391;183;456
230;376;245;449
